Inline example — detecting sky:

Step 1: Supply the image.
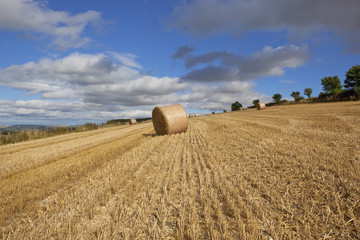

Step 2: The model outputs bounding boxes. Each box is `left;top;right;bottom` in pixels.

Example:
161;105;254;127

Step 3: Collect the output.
0;0;359;125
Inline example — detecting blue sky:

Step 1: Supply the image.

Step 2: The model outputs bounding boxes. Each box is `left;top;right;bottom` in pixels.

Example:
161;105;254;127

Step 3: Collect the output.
0;0;359;125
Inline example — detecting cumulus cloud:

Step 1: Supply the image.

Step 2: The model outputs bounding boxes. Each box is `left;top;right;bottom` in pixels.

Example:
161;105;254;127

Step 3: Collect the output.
0;51;274;124
0;99;153;125
169;0;360;52
0;0;102;50
0;52;188;105
183;81;271;111
175;44;309;82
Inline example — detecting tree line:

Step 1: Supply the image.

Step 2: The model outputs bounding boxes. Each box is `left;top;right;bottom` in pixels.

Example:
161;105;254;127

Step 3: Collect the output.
231;65;360;110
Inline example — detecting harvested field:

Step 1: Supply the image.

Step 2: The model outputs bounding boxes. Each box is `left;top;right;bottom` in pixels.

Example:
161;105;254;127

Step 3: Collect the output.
1;102;360;239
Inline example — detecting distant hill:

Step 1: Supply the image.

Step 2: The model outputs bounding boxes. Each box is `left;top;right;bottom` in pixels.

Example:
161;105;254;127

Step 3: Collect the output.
0;125;50;131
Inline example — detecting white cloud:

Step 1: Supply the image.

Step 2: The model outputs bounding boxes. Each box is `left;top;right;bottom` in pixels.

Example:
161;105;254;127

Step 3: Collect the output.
169;0;360;52
109;52;143;69
0;0;102;50
0;99;132;124
175;81;271;111
0;51;274;124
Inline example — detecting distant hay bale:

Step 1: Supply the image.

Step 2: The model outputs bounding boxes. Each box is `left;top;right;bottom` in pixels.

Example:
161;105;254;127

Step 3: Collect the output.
240;107;244;110
152;104;188;135
257;102;266;110
189;113;195;118
223;110;227;113
212;112;215;114
129;118;137;125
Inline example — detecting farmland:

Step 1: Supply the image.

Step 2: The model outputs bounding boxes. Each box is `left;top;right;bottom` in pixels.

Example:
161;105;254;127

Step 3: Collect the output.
1;102;359;239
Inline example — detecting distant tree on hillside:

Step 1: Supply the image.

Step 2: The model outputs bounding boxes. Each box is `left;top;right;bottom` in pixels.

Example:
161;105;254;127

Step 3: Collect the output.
291;91;305;102
272;94;282;104
231;101;242;111
344;65;360;88
304;88;312;98
344;65;360;95
291;91;300;100
355;86;360;96
252;99;259;107
321;76;342;94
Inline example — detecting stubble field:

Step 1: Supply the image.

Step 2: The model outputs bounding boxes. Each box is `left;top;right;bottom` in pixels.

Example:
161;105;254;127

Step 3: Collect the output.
1;102;359;239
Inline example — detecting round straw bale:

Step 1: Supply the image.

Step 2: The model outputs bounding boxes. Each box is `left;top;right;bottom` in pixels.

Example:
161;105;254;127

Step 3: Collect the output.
223;109;227;113
212;112;215;114
152;104;188;135
129;118;137;125
257;102;266;110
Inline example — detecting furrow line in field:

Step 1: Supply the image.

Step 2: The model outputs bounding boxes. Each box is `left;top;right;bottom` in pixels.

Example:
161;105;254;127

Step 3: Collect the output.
143;133;185;239
198;150;221;239
0;124;152;179
177;135;203;239
187;148;210;239
198;119;279;238
0;125;129;155
204;125;295;238
196;153;239;238
110;133;184;239
175;135;191;239
254;138;360;238
205;115;360;239
188;120;239;239
78;133;184;239
0;125;153;227
205;112;360;155
155;128;207;239
203;150;264;239
208;114;359;171
72;134;177;239
2;130;171;239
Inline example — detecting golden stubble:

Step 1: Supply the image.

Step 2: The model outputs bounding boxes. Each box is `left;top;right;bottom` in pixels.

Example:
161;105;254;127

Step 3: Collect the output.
1;101;359;239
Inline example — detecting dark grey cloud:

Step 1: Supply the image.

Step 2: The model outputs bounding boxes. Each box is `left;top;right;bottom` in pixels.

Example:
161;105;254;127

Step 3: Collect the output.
172;45;194;59
184;51;232;69
238;45;310;80
182;66;238;82
169;0;360;52
177;45;309;82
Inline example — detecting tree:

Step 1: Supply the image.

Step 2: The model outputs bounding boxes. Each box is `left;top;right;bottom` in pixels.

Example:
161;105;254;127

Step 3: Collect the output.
252;99;259;107
231;101;242;111
344;65;360;89
272;93;282;104
291;91;300;101
290;91;305;102
355;86;360;96
321;76;342;94
304;88;312;98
